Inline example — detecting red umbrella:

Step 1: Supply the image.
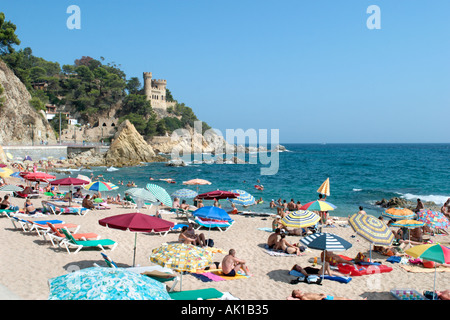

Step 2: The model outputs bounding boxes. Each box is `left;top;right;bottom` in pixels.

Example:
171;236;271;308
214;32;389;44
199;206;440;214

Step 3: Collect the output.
22;172;56;182
99;212;175;266
197;190;239;200
0;164;7;168
49;177;90;186
49;177;90;206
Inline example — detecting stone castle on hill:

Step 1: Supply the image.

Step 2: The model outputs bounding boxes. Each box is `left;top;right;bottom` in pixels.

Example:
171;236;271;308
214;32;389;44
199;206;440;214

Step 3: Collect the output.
143;72;176;111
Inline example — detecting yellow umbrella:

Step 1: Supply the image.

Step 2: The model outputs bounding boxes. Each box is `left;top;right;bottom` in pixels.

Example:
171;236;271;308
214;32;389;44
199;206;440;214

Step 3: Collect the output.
317;178;330;196
6;153;13;160
0;168;14;178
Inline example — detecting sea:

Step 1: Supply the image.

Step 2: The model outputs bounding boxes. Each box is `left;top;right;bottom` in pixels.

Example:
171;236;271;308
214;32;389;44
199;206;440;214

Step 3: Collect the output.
53;143;450;218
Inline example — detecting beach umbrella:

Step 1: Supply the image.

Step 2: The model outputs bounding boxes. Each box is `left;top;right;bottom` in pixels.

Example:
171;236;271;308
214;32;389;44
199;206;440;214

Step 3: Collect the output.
405;244;450;299
50;177;90;206
182;178;211;192
390;219;425;229
229;189;256;206
146;183;172;207
193;205;233;222
0;184;24;192
76;174;91;183
300;232;352;280
348;213;395;261
416;209;450;230
84;181;116;192
299;200;337;212
9;171;22;178
197;190;239;201
0;168;14;178
48;267;171;300
192;205;233;240
23;156;32;161
125;188;158;203
0;164;7;168
280;210;321;229
106;182;119;190
99;212;174;267
150;243;213;290
317;178;330;196
382;207;415;220
171;188;198;199
23;171;55;182
6;153;13;160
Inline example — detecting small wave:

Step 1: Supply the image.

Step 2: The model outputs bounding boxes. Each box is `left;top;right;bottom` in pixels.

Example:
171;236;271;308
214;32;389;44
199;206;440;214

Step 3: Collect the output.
399;193;449;205
353;188;362;192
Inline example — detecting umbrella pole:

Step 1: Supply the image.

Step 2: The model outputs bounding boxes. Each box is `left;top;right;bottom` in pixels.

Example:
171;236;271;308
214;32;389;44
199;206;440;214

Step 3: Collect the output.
433;265;437;300
322;250;326;279
133;233;137;267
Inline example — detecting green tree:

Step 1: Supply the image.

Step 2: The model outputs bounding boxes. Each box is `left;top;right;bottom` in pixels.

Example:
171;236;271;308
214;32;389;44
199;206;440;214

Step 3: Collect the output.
49;113;68;133
126;77;141;95
29;66;46;82
0;12;20;55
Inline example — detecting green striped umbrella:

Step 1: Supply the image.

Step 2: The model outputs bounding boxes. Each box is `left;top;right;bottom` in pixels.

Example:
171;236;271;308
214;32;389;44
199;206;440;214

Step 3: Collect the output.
146;184;173;207
125;188;158;203
0;185;24;192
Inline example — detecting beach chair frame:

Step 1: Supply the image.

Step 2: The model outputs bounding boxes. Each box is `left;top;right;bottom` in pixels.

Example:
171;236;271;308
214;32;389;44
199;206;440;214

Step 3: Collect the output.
59;229;117;254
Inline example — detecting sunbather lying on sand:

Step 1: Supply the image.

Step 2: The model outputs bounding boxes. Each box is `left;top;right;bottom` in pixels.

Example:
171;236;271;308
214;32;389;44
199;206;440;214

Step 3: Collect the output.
437;290;450;300
321;251;354;266
291;262;346;277
291;290;363;300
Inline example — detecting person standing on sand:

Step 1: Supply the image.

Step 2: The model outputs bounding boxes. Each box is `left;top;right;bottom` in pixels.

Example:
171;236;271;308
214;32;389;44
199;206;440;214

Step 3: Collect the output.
221;249;251;277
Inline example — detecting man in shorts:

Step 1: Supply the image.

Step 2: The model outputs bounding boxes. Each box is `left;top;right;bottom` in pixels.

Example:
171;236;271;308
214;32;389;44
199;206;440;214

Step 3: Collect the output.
221;249;252;277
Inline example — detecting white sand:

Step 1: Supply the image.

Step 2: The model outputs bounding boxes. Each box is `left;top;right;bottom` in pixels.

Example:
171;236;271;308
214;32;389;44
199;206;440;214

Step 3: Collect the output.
1;193;449;300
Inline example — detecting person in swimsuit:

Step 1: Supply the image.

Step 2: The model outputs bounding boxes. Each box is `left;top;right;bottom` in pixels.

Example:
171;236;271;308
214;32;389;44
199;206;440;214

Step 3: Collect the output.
274;234;302;255
291;262;346;277
267;228;281;249
24;199;37;215
320;251;355;266
291;290;352;300
221;249;251;277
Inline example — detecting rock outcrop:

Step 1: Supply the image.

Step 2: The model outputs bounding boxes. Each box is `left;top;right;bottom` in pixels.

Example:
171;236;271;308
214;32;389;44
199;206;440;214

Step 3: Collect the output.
0;60;57;145
375;197;441;212
105;120;160;167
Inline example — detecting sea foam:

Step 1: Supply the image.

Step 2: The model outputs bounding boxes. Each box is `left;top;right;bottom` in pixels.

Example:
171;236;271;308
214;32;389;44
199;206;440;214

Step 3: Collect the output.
399;193;449;205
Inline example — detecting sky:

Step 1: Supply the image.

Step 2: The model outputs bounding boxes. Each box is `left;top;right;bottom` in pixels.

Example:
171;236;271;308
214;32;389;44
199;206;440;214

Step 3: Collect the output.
2;0;450;143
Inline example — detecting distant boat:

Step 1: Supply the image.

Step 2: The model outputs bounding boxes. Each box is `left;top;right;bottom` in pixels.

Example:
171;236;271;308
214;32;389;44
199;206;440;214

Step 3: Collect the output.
106;166;119;172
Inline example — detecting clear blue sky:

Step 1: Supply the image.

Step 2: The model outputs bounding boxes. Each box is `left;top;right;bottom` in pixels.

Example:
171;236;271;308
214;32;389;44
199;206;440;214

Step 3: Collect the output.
2;0;450;143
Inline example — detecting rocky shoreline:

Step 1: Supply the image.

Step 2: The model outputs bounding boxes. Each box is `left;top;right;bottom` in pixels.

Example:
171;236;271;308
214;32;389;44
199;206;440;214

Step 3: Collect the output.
375;197;442;212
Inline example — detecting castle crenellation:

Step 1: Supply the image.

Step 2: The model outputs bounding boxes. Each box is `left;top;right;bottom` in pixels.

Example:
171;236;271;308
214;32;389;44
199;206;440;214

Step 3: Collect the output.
143;72;175;111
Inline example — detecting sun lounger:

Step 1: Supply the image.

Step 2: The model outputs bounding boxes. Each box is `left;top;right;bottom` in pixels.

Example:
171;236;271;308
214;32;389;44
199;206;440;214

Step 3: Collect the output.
44;222;101;247
26;220;80;237
188;217;234;232
41;200;90;216
60;229;117;254
98;253;179;292
168;288;224;300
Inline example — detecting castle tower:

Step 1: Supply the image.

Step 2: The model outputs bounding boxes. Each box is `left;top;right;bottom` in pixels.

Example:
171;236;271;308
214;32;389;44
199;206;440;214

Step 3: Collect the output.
143;72;152;99
143;72;174;111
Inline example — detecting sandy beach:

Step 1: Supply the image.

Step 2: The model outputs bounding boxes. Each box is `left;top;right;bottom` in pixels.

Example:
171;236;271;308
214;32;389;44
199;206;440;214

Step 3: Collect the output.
1;193;449;301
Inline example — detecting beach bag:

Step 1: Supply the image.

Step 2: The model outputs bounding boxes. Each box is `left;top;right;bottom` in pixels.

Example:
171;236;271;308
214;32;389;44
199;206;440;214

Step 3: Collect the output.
206;239;214;247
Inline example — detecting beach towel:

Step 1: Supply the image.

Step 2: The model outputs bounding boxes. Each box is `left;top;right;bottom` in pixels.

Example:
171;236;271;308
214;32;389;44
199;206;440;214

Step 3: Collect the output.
387;256;402;264
289;270;352;284
193;270;248;281
262;244;300;257
338;263;393;276
257;227;274;232
400;265;450;273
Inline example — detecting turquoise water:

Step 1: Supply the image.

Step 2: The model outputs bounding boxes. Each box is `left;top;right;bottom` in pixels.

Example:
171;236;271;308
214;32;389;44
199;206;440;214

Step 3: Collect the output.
65;144;450;217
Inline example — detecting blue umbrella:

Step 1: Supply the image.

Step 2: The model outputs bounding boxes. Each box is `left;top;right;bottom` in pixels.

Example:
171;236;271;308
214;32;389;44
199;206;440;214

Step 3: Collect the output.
193;206;232;222
229;189;256;206
48;267;171;300
300;233;352;281
171;188;198;199
24;156;32;161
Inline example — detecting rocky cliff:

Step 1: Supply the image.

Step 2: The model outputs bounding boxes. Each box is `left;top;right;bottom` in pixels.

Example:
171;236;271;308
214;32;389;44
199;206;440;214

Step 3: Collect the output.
0;60;57;145
105;120;163;167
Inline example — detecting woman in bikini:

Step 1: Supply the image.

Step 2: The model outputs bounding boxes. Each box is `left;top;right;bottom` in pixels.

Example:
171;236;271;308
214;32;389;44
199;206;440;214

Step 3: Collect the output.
274;234;302;255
